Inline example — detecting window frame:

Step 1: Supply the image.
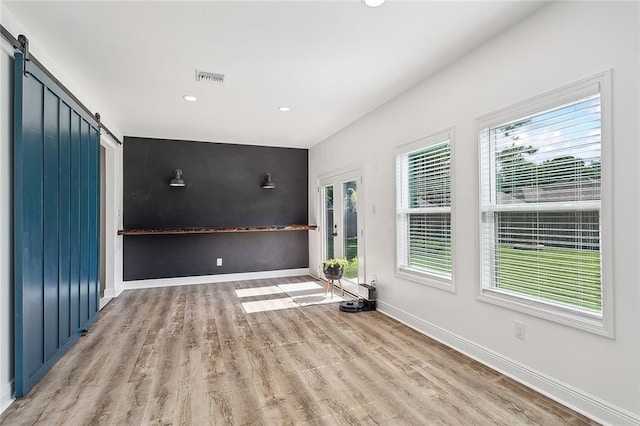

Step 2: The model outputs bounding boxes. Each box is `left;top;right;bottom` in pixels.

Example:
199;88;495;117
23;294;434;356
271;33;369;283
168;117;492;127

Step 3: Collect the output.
477;71;614;337
395;128;455;292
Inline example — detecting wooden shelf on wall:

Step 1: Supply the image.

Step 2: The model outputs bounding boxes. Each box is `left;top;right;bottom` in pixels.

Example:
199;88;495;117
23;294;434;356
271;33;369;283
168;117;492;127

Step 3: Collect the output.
117;224;317;236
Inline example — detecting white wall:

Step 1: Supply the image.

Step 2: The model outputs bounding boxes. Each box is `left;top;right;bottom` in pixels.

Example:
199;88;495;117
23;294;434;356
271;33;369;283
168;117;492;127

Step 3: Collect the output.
0;37;15;415
309;2;639;424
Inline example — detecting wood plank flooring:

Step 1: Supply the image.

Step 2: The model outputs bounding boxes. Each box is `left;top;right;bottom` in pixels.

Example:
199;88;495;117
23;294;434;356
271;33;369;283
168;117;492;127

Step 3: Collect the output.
0;276;597;425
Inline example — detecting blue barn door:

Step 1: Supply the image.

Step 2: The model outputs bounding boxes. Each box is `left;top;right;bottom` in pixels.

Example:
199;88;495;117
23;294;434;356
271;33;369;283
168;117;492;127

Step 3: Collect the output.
13;51;100;397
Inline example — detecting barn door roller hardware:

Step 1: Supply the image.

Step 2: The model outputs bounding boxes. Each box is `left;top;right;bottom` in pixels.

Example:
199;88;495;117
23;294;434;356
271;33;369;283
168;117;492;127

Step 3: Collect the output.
17;34;29;61
17;34;29;75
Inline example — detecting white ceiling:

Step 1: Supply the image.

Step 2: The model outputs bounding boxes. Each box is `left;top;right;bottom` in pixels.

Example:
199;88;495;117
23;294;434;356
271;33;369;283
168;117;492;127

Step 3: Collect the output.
3;1;546;148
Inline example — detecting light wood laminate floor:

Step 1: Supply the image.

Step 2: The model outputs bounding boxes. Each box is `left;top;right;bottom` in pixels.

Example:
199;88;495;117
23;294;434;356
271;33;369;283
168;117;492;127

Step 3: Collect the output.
0;276;596;425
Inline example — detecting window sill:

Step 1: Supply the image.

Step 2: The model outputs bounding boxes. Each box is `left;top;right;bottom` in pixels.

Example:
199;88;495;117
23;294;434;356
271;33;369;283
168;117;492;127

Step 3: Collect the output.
395;268;455;293
477;290;613;338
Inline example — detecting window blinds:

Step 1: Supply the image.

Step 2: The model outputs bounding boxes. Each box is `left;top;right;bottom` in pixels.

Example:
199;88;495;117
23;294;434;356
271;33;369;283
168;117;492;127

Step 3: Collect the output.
480;93;602;314
397;139;452;279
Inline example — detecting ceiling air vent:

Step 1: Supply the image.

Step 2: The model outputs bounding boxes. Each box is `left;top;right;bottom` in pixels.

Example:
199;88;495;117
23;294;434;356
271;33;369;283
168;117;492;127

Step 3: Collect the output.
195;69;226;84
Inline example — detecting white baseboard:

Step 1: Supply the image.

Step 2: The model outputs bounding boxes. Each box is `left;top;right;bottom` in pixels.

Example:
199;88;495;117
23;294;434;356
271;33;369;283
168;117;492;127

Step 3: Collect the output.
123;268;310;290
102;285;123;299
377;300;640;426
103;288;116;298
0;379;14;416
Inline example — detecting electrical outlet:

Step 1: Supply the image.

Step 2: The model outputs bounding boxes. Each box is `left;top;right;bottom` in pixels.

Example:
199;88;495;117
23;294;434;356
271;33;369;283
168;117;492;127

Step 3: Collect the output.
216;258;222;267
514;321;525;340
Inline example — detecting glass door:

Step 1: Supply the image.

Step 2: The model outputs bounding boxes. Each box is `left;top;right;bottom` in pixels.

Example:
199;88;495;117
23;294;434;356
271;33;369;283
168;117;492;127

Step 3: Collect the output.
320;170;364;295
322;185;335;260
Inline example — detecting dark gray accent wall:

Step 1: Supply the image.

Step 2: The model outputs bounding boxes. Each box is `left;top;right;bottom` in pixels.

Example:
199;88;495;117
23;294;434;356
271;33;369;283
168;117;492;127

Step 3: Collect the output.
123;137;309;280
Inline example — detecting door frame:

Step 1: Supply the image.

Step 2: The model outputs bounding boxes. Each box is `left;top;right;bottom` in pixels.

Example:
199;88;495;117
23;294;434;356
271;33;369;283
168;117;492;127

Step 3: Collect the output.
100;134;119;301
317;165;365;290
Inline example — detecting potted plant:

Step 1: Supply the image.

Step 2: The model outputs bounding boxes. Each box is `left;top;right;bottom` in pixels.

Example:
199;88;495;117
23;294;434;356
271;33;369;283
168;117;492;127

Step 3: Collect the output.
322;258;349;280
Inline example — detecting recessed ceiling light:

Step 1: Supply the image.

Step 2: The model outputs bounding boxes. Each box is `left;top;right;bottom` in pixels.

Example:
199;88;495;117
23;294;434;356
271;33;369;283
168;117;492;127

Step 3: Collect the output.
362;0;385;7
183;95;197;102
279;106;290;112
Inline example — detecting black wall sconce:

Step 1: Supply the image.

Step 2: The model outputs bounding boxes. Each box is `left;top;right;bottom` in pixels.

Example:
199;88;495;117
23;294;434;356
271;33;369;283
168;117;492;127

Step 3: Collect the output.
262;173;276;189
170;169;186;187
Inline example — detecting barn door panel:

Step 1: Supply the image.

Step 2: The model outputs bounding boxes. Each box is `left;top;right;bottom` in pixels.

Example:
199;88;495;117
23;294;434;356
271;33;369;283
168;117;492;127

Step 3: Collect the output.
14;52;100;397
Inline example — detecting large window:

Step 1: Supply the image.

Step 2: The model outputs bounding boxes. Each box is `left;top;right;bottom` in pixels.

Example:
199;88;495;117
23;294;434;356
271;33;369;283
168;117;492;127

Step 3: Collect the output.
395;130;453;290
479;72;612;336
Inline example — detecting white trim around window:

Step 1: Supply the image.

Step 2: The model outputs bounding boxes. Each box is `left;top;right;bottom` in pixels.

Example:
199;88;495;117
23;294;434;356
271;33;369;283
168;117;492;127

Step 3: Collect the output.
394;128;455;292
477;71;613;337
